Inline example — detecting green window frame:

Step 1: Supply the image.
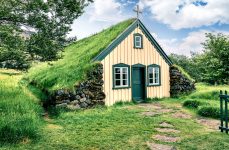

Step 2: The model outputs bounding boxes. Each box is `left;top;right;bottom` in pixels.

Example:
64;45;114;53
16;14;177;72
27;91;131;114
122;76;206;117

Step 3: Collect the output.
147;64;161;86
134;33;143;49
113;63;130;89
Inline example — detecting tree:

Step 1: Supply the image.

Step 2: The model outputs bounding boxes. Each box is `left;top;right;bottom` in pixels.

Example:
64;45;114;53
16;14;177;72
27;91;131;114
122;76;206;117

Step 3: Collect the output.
0;25;29;69
0;0;93;68
169;53;202;81
199;33;229;84
170;33;229;85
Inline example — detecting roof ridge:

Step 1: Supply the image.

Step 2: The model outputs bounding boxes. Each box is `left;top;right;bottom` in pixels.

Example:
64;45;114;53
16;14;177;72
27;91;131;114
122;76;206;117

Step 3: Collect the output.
92;19;138;61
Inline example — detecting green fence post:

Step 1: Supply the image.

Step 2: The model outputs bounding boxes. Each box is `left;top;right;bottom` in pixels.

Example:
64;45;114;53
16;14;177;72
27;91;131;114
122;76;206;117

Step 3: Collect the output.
225;90;228;134
220;90;224;132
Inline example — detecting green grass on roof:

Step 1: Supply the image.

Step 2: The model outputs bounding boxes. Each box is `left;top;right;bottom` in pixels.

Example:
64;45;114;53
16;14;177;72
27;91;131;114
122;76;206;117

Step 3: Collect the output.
173;64;195;82
27;18;136;92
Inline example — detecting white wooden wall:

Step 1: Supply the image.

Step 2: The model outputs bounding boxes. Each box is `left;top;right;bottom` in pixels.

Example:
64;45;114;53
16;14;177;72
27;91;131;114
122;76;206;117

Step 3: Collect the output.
101;27;170;106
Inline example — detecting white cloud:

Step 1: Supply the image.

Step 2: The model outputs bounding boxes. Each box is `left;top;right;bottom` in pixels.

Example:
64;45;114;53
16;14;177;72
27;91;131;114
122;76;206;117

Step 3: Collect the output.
154;30;229;56
69;0;130;39
139;0;229;29
89;0;126;22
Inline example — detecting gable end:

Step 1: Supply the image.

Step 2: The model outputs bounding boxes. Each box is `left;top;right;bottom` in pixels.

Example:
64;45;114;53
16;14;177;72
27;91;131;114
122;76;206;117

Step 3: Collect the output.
92;19;173;66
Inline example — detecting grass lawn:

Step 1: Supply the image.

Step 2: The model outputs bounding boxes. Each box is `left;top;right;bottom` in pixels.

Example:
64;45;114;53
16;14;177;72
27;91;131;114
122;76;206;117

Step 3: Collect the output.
0;69;44;144
1;69;229;149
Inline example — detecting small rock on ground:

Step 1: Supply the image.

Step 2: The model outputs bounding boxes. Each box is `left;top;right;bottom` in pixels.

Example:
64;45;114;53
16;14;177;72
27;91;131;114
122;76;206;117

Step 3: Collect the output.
155;128;180;133
153;134;181;143
147;142;176;150
171;112;192;119
159;122;174;128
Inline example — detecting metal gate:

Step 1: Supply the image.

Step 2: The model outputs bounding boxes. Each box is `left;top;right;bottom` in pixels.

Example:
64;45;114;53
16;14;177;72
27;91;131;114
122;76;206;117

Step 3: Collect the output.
219;90;229;134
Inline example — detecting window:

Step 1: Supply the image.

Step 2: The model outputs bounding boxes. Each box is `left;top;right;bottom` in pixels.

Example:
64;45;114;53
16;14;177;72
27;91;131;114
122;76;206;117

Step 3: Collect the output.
148;65;160;85
113;64;130;89
134;33;143;48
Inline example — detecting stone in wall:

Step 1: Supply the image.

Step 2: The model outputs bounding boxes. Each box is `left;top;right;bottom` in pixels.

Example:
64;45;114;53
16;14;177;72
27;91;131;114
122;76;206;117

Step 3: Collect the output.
53;63;106;109
170;65;195;96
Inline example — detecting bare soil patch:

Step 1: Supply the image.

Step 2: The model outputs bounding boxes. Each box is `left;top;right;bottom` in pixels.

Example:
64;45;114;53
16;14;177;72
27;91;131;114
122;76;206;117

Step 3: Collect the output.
171;112;192;119
158;108;174;113
147;142;176;150
137;103;163;110
196;118;219;130
140;111;160;117
155;128;181;133
153;134;181;143
159;122;174;128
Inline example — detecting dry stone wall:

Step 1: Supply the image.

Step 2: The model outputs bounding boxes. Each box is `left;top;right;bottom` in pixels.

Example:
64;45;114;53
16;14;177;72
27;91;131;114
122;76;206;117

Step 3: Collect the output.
170;65;195;96
50;63;105;109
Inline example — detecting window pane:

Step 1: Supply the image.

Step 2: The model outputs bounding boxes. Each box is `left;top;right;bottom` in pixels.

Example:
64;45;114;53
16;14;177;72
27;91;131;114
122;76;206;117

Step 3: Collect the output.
149;79;153;84
136;41;141;47
149;73;153;79
123;80;128;86
155;78;159;84
122;73;127;80
135;36;141;42
122;68;127;73
115;80;121;86
115;68;120;73
155;67;159;73
115;74;120;80
148;67;153;73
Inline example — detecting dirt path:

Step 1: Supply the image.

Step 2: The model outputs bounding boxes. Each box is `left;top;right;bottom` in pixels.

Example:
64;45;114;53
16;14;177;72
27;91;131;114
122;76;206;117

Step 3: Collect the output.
133;102;220;150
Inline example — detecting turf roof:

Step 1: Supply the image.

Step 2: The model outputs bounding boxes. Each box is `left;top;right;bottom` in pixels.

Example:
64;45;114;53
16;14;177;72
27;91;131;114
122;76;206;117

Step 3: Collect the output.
27;18;136;92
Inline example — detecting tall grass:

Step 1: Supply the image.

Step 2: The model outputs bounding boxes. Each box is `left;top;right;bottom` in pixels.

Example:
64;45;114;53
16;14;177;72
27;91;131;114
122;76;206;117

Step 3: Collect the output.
0;70;43;143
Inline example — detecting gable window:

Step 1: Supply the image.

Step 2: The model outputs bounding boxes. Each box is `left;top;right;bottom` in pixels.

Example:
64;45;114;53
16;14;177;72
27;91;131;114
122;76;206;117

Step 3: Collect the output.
134;33;143;49
148;65;160;86
113;64;130;89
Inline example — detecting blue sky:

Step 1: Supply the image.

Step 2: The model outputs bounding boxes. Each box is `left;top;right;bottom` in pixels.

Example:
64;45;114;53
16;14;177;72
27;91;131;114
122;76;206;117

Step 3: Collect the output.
69;0;229;56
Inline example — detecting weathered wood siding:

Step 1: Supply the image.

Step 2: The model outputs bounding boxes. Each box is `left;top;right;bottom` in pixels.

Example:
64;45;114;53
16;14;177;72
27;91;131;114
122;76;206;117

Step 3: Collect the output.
101;27;170;106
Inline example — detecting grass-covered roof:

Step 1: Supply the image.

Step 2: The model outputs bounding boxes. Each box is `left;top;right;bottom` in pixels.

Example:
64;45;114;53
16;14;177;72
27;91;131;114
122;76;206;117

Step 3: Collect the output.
27;18;136;92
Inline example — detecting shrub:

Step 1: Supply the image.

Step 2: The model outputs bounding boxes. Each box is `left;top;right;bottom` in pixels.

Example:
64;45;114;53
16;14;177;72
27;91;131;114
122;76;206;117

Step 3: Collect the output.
198;107;220;119
183;100;201;108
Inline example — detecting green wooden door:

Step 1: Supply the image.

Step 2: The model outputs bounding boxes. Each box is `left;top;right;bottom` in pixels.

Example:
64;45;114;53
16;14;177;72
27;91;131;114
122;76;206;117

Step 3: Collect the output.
132;67;145;101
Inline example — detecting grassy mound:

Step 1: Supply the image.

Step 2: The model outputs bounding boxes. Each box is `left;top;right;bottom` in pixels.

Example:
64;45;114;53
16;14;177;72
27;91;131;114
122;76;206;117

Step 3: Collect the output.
0;69;43;143
27;19;135;92
172;64;195;82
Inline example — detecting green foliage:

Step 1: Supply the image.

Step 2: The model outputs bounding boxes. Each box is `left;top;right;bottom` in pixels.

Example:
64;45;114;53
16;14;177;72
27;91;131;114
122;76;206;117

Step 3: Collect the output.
190;90;219;100
0;25;29;69
169;33;229;84
198;106;220;119
27;19;135;92
172;64;195;82
183;100;201;108
0;70;43;143
0;0;92;68
169;53;201;81
199;33;229;84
